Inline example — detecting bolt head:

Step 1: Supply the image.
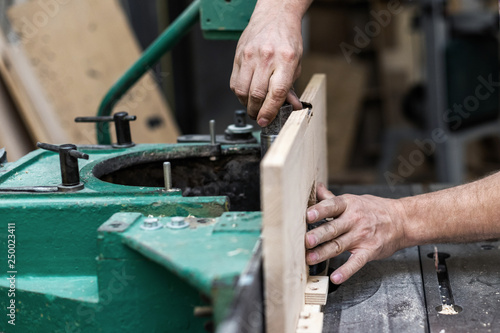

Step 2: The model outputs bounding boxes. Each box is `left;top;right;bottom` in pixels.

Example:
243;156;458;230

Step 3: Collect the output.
166;216;189;229
140;217;162;231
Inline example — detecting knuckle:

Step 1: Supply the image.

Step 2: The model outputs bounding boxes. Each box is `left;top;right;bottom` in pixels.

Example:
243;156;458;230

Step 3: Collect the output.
242;47;255;61
233;88;248;99
260;45;275;60
280;48;298;62
250;89;266;102
354;252;368;268
323;222;338;239
270;85;289;100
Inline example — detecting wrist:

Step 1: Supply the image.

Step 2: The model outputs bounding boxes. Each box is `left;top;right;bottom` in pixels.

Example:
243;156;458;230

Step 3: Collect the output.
253;0;310;23
391;197;417;249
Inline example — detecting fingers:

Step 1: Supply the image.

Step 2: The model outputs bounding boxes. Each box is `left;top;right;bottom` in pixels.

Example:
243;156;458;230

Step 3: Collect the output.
330;251;370;284
247;66;273;120
230;62;253;108
257;67;296;127
306;222;356;261
317;183;335;200
305;219;348;249
307;195;347;223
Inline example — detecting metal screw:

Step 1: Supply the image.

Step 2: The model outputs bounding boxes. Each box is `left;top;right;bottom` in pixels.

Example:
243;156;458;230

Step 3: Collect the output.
166;216;189;229
163;161;172;191
140;217;162;231
209;120;216;145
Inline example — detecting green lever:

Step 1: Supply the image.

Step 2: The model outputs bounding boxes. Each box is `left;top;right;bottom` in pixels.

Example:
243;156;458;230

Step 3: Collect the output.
96;0;201;144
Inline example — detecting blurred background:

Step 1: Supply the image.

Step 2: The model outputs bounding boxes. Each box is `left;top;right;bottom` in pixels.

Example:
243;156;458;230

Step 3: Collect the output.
0;0;499;187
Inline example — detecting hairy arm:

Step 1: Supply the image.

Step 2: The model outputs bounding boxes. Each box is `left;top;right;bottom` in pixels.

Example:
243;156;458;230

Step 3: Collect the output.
230;0;313;127
305;173;500;284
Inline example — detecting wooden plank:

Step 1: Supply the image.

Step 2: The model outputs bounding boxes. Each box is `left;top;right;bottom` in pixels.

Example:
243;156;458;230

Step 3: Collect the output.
6;0;179;145
304;276;329;305
261;74;327;333
0;32;65;144
296;312;324;333
0;75;33;161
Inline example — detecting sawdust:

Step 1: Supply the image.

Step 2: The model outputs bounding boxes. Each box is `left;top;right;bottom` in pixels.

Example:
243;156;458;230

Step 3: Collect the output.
438;304;459;315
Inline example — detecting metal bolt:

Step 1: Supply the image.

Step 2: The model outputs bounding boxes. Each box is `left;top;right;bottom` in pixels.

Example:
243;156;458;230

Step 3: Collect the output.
234;110;247;127
140;217;162;231
166;216;189;229
209;120;216;145
163;161;172;191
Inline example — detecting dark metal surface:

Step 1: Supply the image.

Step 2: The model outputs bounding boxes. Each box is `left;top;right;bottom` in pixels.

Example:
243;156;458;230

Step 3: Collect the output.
421;242;500;332
324;247;427;333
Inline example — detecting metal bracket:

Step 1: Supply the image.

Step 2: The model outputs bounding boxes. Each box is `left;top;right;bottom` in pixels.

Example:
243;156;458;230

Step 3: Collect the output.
213;212;262;233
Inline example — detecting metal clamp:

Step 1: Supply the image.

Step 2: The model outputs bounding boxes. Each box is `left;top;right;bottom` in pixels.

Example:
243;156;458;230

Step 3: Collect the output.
260;101;313;157
37;142;89;192
75;112;137;148
260;104;294;157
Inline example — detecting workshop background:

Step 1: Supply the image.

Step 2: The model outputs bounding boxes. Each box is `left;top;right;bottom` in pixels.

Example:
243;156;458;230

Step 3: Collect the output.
0;0;499;185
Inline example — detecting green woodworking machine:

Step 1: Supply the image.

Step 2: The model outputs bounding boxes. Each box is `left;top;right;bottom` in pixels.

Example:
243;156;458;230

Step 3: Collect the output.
0;1;265;332
0;111;265;332
2;2;500;332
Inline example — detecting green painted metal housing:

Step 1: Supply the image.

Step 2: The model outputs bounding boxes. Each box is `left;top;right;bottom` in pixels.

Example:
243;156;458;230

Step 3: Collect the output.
200;0;257;39
0;143;262;332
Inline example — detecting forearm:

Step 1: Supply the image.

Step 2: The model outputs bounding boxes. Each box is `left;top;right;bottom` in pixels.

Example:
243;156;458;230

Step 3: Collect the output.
399;171;500;247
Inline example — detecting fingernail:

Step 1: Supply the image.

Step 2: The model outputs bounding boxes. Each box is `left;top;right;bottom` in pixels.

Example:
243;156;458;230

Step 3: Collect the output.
307;252;319;263
258;118;269;127
307;209;318;222
307;234;317;247
331;273;343;284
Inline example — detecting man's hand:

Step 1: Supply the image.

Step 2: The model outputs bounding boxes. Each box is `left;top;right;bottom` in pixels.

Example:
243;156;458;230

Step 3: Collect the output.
230;1;311;127
305;184;407;284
